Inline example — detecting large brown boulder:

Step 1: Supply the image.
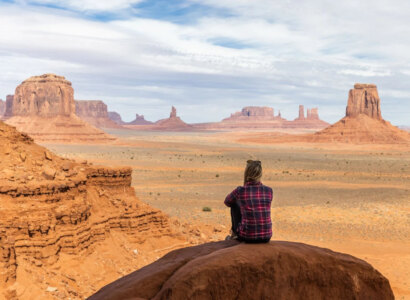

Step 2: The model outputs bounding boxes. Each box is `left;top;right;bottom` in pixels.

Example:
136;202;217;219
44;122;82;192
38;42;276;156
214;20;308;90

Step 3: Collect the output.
346;83;381;120
89;241;394;300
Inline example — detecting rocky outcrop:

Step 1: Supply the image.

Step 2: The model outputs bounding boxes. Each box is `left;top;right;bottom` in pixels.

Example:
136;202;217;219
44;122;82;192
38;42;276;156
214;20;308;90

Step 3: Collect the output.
89;241;394;300
284;106;329;128
0;99;5;117
0;120;179;299
4;74;114;143
75;100;122;128
312;83;410;143
346;83;381;120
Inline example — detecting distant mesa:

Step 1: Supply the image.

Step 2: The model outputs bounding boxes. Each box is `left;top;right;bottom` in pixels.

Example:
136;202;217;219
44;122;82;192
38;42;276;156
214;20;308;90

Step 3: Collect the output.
223;106;279;122
4;74;114;143
124;106;192;131
0;98;5;118
108;111;124;125
127;114;153;125
194;105;328;130
312;83;410;143
75;100;122;129
89;241;394;300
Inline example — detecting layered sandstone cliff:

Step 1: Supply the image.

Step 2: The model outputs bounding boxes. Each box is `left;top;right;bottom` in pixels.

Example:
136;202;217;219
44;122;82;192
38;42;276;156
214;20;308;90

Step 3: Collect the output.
5;74;114;143
0;120;184;299
75;100;122;128
90;241;394;300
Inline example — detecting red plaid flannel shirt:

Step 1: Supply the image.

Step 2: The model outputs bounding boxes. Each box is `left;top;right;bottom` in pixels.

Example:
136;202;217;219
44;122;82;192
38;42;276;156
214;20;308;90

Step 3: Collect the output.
224;181;273;240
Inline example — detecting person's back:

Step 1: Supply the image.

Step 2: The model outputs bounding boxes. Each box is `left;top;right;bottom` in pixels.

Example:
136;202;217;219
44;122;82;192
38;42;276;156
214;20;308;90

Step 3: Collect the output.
224;160;273;243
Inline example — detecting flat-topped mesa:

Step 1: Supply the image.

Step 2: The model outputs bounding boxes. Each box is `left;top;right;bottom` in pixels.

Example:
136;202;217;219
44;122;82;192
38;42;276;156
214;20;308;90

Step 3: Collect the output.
75;100;108;118
346;83;381;120
222;106;276;122
242;106;274;117
12;74;75;117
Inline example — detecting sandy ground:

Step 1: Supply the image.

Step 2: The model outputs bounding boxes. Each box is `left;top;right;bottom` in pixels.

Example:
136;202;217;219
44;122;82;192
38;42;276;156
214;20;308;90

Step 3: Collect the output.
46;129;410;299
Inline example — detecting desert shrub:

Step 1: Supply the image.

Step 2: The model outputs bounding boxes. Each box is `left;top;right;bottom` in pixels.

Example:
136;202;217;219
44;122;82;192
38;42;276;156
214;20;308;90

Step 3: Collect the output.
202;207;212;212
215;174;220;178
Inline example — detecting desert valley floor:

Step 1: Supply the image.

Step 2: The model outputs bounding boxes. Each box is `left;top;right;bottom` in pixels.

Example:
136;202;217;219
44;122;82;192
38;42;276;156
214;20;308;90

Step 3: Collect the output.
45;129;410;299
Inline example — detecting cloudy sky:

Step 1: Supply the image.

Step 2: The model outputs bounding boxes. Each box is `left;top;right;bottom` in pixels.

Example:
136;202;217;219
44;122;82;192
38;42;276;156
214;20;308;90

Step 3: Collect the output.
0;0;409;124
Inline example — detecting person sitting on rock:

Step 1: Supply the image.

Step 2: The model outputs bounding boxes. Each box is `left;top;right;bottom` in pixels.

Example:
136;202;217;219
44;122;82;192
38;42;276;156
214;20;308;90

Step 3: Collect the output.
224;160;273;243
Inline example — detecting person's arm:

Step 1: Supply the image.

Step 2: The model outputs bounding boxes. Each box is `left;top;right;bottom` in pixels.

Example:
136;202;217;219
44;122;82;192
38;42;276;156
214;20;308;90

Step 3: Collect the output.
224;187;239;207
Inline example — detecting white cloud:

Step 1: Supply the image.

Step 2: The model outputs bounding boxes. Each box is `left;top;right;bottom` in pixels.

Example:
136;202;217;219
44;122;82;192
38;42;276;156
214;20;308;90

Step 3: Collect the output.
0;1;409;124
18;0;144;12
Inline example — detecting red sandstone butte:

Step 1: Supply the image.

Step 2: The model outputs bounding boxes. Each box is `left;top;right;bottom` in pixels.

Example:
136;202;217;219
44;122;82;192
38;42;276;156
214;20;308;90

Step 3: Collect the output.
312;83;410;143
89;241;394;300
5;74;114;143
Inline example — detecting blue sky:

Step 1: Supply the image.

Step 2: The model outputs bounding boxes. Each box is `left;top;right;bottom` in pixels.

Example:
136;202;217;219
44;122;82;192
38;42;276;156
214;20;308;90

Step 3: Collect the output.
0;0;409;125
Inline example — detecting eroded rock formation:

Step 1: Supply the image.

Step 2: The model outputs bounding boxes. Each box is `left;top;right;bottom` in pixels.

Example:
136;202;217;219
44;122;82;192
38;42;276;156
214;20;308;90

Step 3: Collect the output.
194;106;328;130
223;106;275;122
296;104;305;120
124;106;192;131
312;83;410;143
346;83;381;120
89;241;394;300
127;114;153;125
0;120;182;299
75;100;121;128
4;74;114;143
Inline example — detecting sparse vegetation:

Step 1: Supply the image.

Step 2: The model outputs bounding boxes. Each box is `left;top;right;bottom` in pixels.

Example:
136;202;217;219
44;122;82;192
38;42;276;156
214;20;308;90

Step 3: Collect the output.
202;206;212;212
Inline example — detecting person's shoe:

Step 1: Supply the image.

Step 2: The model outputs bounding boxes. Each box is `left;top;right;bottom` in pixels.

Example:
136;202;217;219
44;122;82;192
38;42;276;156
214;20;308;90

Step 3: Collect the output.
225;233;238;240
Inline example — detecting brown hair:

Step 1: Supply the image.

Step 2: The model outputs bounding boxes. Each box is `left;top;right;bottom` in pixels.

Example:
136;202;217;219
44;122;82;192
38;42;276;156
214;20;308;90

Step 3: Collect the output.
244;160;262;184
